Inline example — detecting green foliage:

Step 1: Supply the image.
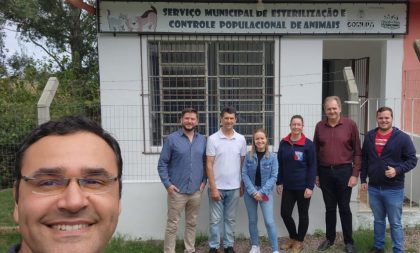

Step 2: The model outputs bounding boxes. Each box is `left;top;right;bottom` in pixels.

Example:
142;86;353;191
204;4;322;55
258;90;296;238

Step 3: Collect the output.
312;228;325;237
353;229;391;252
0;189;15;226
105;235;163;253
0;1;100;189
0;0;97;76
0;231;21;252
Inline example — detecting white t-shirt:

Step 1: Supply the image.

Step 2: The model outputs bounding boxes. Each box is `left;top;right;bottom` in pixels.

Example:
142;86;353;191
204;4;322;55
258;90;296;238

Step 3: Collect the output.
206;129;247;190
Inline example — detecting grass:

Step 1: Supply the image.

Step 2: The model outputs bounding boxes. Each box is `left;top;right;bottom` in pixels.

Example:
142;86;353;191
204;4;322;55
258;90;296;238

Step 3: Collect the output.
310;228;392;252
0;230;21;252
353;229;391;252
0;188;15;226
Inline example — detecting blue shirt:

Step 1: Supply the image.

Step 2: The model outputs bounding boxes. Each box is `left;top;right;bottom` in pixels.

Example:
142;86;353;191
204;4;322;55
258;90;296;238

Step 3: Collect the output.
158;129;207;194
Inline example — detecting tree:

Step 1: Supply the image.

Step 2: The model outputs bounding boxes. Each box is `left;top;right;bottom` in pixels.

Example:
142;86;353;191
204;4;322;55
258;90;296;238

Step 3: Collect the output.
0;0;97;78
0;14;7;78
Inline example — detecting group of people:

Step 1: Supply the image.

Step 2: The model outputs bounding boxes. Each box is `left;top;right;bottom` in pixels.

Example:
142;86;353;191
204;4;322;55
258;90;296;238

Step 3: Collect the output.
7;95;417;253
158;96;417;253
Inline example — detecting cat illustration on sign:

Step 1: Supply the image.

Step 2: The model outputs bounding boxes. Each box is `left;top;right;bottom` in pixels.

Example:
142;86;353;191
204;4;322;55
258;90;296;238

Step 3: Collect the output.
106;6;157;32
128;6;158;32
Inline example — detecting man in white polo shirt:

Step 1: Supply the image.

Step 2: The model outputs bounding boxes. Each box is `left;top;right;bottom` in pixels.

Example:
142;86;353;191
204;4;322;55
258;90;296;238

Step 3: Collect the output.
206;106;247;253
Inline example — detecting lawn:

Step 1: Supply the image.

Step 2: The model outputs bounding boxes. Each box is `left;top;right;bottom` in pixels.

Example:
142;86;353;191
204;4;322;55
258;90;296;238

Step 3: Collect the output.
0;188;15;227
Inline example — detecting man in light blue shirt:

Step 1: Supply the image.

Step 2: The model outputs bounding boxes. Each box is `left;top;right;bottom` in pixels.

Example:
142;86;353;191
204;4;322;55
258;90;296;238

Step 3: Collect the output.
158;108;207;253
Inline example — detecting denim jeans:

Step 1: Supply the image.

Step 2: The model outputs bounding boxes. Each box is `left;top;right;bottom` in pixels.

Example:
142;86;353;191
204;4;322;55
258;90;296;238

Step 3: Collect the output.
244;191;279;251
208;188;240;249
368;186;404;253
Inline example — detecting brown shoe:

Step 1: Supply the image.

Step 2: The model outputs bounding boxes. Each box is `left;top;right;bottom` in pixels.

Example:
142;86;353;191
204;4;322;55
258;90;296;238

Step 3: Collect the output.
280;239;295;250
291;241;303;253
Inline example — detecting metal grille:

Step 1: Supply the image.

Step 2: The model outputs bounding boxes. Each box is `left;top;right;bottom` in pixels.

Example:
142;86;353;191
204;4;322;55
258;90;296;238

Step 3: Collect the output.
148;40;275;146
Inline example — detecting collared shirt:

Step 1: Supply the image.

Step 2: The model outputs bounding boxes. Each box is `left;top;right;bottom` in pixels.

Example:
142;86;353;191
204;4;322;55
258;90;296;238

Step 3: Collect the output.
206;129;247;190
313;116;362;177
158;129;207;194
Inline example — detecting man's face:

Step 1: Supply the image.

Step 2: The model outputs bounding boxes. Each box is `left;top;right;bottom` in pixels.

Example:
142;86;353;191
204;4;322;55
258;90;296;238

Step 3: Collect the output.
376;110;393;132
181;112;198;132
14;132;121;253
324;100;341;121
220;112;236;131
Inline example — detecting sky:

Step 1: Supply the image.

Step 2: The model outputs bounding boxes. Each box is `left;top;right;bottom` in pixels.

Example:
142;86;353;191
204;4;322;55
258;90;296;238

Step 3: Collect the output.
4;22;47;60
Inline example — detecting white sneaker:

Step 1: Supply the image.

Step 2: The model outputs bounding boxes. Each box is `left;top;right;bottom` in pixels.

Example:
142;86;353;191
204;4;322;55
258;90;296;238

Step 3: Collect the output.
273;251;279;253
249;245;260;253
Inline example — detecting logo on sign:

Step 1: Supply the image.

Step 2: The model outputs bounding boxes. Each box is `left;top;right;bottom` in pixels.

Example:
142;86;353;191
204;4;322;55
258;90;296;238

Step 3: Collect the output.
381;14;400;30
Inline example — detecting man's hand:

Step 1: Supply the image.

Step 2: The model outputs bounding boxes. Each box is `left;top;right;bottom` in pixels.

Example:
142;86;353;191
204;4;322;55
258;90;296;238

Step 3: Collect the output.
316;176;320;187
167;185;179;194
210;188;221;201
347;176;358;187
360;183;368;191
304;188;313;199
276;185;283;195
385;166;397;178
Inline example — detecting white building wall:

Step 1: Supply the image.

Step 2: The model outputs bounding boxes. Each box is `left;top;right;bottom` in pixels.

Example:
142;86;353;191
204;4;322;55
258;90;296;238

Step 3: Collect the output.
279;38;323;140
98;34;406;240
383;39;404;128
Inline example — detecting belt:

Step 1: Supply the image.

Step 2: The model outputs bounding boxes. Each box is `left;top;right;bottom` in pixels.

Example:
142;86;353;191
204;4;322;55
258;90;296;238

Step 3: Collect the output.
321;163;352;169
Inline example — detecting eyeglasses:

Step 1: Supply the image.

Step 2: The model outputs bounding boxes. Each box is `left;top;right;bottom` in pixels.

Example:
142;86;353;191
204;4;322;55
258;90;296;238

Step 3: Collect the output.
21;174;118;196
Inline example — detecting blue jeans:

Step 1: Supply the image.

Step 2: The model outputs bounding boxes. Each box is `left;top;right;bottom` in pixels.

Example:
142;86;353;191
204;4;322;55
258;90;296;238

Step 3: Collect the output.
368;186;404;253
244;191;278;251
208;188;240;249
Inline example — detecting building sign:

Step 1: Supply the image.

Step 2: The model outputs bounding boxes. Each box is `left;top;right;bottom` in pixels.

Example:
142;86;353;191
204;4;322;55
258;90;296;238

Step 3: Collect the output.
98;2;407;35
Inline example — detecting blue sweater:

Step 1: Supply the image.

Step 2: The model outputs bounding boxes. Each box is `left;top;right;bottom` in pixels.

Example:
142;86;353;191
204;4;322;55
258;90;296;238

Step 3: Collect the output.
276;133;317;190
361;127;417;189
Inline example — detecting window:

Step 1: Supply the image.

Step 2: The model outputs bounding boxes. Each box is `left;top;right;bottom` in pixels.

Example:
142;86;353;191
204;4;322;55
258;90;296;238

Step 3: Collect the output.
148;40;274;146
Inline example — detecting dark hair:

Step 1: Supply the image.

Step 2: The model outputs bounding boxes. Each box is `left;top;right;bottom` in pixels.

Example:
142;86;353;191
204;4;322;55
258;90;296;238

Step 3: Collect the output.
220;106;237;118
290;115;304;125
376;106;393;118
14;115;123;202
181;107;198;117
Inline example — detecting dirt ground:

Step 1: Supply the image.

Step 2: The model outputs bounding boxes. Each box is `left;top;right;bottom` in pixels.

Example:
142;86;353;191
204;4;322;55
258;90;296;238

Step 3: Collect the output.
195;229;420;253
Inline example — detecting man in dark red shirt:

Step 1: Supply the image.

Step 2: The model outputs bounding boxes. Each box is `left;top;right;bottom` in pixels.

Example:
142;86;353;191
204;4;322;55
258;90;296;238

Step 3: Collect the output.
314;96;362;253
